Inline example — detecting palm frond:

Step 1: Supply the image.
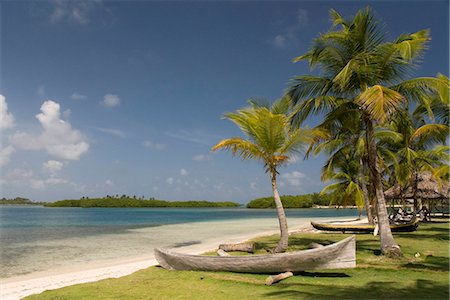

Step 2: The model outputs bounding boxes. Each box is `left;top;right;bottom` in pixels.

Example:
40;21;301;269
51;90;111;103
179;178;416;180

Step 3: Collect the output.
211;138;264;162
356;85;404;123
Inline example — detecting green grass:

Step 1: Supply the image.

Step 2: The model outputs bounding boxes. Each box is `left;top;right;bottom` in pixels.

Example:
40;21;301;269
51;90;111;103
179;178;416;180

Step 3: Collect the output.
25;222;449;300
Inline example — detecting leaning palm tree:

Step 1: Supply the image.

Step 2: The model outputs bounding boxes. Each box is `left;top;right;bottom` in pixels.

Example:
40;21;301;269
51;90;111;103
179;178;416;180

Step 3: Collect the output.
288;7;448;256
212;97;319;253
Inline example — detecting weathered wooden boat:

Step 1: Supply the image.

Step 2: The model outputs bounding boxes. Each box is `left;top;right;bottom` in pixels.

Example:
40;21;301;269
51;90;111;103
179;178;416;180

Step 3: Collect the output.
311;219;419;233
154;235;356;274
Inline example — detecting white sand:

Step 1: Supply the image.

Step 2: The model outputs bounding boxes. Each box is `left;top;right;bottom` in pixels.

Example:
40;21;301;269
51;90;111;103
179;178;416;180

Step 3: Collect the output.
1;216;343;300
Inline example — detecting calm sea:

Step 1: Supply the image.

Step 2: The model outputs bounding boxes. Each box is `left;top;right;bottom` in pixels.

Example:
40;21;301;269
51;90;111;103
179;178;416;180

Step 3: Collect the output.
1;205;358;278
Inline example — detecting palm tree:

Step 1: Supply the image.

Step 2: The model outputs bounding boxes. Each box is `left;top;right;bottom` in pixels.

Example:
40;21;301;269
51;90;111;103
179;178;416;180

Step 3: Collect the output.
307;106;375;222
381;108;449;213
287;7;448;256
212;97;318;253
320;149;366;218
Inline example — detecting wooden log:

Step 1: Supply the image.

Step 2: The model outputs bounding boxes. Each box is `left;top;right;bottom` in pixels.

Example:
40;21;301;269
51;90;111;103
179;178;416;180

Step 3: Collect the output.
308;242;324;249
217;249;230;256
219;242;255;253
265;272;293;286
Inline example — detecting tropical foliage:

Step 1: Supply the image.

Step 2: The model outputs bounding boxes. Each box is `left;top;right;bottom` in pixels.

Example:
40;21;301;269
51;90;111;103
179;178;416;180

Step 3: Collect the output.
287;7;449;257
246;193;332;209
212;97;319;253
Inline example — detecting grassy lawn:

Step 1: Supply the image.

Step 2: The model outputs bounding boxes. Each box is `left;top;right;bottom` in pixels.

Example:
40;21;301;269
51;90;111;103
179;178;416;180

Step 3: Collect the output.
25;222;449;300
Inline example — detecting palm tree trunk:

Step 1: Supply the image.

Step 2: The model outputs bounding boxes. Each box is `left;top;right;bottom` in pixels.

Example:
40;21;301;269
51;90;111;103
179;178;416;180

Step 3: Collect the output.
271;172;289;253
364;115;402;257
360;158;373;224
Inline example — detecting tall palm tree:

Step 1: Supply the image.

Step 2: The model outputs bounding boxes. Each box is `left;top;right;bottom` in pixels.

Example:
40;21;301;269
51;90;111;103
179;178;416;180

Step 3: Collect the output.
212;97;318;253
287;7;448;256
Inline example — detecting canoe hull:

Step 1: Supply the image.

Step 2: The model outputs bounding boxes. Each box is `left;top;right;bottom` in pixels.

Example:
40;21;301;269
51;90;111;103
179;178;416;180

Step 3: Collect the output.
154;236;356;274
311;220;419;233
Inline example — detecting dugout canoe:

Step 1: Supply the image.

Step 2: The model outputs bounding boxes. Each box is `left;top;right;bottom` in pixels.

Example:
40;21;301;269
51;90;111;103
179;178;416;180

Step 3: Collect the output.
154;235;356;274
311;220;419;233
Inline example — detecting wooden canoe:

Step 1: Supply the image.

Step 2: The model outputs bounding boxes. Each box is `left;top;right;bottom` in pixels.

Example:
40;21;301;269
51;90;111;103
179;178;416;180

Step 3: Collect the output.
311;220;419;233
154;235;356;274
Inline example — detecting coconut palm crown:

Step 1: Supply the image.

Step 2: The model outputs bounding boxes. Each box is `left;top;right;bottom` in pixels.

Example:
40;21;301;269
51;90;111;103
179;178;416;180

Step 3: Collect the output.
212;97;320;253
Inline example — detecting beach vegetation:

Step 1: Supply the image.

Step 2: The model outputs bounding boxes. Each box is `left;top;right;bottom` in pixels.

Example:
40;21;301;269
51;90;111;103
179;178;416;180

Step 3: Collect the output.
287;7;449;257
246;193;332;209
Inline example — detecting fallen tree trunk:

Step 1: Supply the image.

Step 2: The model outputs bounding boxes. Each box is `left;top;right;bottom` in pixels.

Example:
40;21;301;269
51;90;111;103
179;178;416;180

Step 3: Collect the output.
217;249;230;256
265;272;293;285
219;242;255;253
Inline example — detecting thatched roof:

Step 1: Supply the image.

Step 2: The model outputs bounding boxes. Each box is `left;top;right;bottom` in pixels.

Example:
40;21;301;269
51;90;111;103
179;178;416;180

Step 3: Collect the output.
384;172;450;200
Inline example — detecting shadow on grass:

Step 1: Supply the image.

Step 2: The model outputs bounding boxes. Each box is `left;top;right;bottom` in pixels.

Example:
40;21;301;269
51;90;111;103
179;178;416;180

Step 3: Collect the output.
396;233;449;241
294;271;350;278
403;255;449;272
264;279;449;299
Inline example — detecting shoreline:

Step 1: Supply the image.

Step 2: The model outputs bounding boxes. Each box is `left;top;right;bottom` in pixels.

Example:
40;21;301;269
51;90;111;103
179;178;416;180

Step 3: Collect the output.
1;222;321;300
1;215;356;299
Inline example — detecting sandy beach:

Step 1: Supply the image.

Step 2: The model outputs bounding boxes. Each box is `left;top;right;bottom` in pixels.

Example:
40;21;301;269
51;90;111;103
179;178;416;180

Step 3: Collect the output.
0;217;343;300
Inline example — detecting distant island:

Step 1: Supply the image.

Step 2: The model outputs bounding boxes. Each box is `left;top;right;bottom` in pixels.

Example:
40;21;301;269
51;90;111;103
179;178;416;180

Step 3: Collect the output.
246;193;335;209
0;197;47;205
2;194;348;209
44;195;241;208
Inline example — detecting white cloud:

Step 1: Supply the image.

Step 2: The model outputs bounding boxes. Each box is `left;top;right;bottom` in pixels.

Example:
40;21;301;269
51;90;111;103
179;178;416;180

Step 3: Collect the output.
180;168;188;176
30;177;69;190
273;35;287;48
5;168;34;180
31;179;46;190
45;177;68;185
96;127;126;138
0;95;15;130
281;171;306;187
36;101;89;160
193;154;211;162
10;100;89;160
71;93;87;100
0;145;15;166
43;160;64;174
101;94;120;107
9;132;42;150
105;179;114;187
49;0;102;25
63;109;72;120
250;181;258;190
143;140;165;151
166;177;174;185
273;8;309;48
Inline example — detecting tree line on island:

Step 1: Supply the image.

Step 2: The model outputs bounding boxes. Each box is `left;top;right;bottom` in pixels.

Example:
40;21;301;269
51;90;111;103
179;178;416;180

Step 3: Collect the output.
44;195;240;208
246;194;334;209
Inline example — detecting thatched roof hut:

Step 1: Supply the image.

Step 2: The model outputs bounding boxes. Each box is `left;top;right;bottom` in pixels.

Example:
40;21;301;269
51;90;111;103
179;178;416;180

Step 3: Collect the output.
384;172;450;200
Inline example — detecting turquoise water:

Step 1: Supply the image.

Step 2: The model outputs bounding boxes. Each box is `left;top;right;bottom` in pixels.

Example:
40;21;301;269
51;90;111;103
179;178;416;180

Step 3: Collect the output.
1;206;358;278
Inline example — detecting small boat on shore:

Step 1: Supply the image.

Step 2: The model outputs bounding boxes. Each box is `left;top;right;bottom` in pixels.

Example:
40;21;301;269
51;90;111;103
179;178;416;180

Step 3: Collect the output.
311;219;419;233
154;235;356;274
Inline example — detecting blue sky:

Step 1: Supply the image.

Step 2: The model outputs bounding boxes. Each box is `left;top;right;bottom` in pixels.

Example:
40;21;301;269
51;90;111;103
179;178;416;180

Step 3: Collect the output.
1;1;448;203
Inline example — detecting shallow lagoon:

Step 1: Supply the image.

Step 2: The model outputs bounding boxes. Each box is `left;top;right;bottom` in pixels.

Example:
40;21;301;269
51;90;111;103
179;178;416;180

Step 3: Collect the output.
1;206;358;278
